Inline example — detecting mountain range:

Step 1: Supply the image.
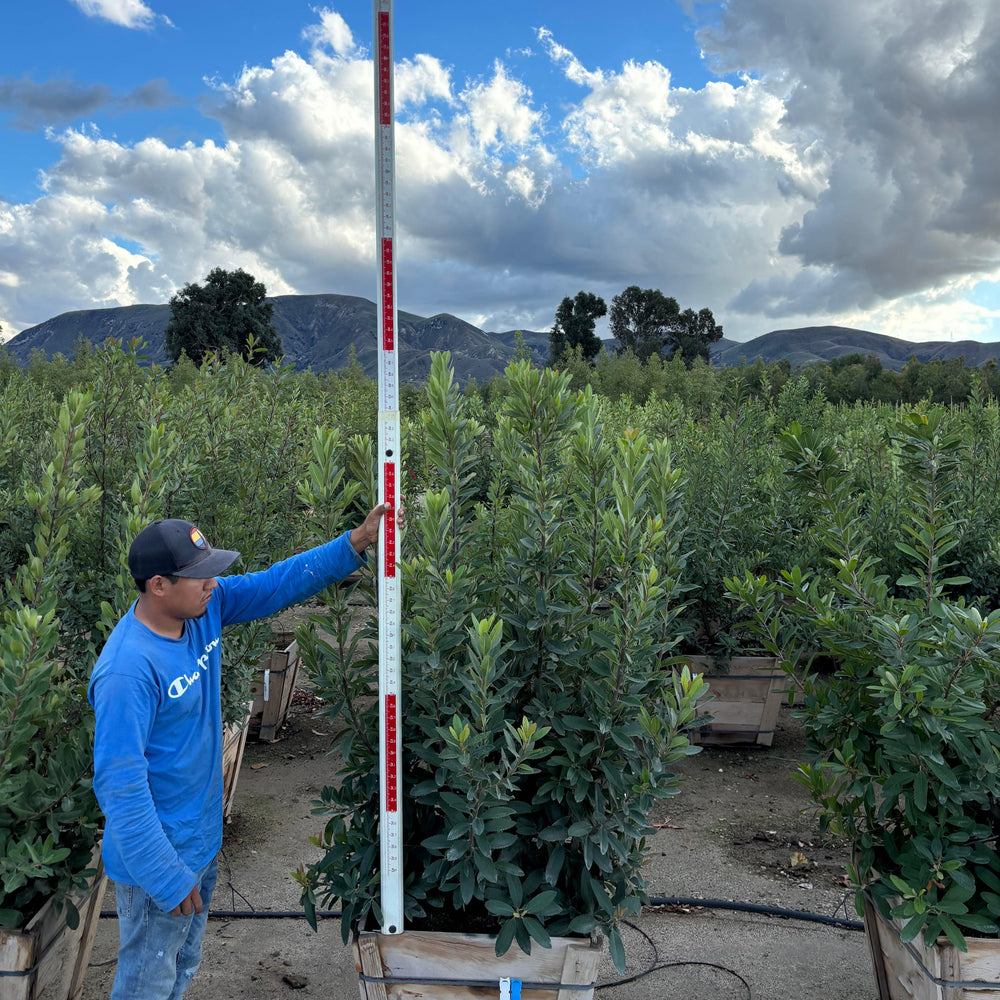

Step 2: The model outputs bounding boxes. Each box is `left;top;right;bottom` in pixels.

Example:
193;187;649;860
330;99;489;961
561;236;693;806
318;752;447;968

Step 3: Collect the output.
2;294;551;383
5;296;1000;379
712;325;1000;370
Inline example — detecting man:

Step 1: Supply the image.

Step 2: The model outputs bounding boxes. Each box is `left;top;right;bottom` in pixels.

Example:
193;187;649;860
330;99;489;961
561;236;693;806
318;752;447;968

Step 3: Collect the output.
88;507;387;1000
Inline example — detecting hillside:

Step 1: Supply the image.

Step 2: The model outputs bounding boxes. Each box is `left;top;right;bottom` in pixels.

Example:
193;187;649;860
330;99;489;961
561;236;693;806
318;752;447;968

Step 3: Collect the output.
712;325;1000;371
7;304;1000;378
3;294;549;383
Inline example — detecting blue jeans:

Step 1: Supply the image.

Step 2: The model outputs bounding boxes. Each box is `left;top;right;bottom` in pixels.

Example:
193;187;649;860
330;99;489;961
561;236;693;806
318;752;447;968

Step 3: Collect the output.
110;857;219;1000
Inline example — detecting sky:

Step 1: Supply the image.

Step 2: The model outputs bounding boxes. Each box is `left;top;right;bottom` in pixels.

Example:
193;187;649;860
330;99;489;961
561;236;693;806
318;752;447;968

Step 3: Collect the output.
2;0;999;346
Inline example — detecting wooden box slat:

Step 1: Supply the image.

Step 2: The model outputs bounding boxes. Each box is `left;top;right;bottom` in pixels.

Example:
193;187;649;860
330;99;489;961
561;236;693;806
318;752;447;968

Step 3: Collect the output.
0;853;107;1000
354;930;601;1000
249;636;300;742
681;657;788;747
864;896;1000;999
222;702;253;823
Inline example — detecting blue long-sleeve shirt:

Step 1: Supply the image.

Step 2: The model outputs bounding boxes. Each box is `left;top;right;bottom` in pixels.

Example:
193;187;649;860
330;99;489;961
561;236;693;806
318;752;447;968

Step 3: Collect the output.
88;531;363;910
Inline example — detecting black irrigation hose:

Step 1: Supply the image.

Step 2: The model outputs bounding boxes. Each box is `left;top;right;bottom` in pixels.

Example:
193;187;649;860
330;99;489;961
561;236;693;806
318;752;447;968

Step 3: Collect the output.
99;897;865;930
99;898;863;929
646;895;865;932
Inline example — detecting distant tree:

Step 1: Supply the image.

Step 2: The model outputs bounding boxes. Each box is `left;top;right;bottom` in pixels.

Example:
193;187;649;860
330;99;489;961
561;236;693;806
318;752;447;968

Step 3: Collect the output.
609;286;681;361
983;362;1000;404
608;286;723;366
168;351;200;392
0;344;18;388
165;267;282;365
549;291;607;364
511;330;533;364
673;307;723;366
557;344;595;392
26;348;75;401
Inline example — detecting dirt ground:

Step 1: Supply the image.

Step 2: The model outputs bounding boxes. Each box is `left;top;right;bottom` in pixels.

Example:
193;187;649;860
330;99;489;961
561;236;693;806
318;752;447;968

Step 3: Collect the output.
81;643;873;999
654;716;853;900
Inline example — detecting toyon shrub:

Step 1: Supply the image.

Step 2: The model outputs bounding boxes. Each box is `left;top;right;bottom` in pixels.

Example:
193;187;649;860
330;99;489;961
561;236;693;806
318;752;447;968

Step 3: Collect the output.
296;352;705;971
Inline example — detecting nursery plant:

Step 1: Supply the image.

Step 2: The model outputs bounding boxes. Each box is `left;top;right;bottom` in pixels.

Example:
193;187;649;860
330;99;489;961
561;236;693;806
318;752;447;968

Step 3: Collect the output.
672;379;791;660
296;353;705;971
0;341;345;935
0;393;104;929
729;407;1000;950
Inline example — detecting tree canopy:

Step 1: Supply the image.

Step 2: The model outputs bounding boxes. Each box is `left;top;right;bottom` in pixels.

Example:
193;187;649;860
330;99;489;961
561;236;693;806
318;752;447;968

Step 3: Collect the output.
609;286;681;361
548;291;607;364
674;307;724;365
165;267;282;365
609;286;723;365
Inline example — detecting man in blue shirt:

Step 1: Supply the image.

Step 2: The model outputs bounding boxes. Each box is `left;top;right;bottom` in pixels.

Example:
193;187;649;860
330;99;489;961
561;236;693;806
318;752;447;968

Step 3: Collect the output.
89;507;386;1000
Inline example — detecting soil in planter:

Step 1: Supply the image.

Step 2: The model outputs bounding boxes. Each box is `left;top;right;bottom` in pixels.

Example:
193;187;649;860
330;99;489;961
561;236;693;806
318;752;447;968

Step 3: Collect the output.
377;902;501;937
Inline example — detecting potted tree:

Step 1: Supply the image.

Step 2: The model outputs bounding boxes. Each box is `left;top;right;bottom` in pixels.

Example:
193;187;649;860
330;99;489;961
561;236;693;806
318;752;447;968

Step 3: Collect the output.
1;343;232;998
296;354;705;995
671;380;791;746
0;342;339;995
729;410;1000;1000
0;392;107;999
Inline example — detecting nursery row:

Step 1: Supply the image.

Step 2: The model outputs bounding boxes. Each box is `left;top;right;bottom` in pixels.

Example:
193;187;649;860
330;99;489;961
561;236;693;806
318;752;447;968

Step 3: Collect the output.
3;341;1000;993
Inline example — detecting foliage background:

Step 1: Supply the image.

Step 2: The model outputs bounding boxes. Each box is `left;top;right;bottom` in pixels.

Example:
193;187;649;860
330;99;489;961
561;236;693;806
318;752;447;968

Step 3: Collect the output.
3;335;1000;936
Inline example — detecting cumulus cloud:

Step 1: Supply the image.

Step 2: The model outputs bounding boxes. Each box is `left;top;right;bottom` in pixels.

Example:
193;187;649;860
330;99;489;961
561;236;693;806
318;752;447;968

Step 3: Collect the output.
459;63;542;152
302;7;357;57
698;0;1000;319
2;2;999;343
68;0;166;30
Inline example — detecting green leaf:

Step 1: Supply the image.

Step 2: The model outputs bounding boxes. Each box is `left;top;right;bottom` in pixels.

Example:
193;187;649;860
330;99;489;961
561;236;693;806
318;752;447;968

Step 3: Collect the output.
485;898;516;917
494;917;517;957
913;771;928;813
63;898;81;931
460;864;475;906
955;913;1000;934
936;914;967;951
544;847;565;886
513;918;532;955
524;890;559;916
608;925;627;972
568;914;598;934
522;915;551;948
506;873;524;908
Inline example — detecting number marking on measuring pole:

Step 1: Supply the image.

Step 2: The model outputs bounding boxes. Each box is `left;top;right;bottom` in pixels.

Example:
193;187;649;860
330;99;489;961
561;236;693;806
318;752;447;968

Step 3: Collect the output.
374;0;403;936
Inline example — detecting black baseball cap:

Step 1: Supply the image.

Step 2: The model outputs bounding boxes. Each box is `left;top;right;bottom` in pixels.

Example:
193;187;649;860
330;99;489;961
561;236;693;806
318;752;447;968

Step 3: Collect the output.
128;519;240;580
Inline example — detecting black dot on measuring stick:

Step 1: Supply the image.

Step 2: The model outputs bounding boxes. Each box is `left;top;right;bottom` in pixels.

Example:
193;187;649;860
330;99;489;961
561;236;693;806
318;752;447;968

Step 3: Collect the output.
385;449;393;457
387;924;397;934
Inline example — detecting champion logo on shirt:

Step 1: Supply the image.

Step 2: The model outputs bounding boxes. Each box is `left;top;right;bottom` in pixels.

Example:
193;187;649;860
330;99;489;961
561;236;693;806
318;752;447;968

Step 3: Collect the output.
167;637;220;699
168;671;201;699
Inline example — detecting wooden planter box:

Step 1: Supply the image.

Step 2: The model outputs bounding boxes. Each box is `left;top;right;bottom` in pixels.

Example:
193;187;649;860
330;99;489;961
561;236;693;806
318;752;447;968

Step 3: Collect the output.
353;929;603;999
249;633;300;742
864;895;1000;998
0;853;107;1000
222;703;253;824
682;655;788;747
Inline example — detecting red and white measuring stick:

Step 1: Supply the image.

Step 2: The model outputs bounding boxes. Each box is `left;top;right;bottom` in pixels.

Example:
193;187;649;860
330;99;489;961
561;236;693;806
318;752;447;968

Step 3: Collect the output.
374;0;403;936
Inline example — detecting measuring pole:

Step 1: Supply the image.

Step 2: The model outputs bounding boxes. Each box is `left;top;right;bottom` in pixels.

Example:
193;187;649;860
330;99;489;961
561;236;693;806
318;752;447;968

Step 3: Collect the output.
374;0;403;935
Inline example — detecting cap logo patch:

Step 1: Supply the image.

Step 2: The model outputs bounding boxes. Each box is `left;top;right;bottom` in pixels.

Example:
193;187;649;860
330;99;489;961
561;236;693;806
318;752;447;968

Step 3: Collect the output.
190;527;208;550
